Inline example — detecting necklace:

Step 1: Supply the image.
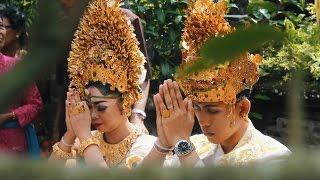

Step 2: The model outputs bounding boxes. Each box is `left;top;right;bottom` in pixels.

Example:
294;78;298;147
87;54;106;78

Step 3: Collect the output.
93;126;141;167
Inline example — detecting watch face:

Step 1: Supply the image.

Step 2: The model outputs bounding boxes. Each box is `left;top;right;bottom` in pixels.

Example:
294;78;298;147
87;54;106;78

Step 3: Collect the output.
177;141;190;154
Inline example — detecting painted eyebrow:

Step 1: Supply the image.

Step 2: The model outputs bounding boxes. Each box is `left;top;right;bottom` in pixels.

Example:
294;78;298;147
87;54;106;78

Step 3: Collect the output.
91;100;107;105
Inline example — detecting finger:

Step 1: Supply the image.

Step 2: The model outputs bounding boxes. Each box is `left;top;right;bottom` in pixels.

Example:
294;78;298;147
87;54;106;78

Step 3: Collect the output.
183;98;189;111
159;84;165;103
69;91;76;106
159;84;164;98
67;92;71;102
67;89;74;101
65;100;70;120
156;94;167;116
166;79;179;110
173;81;184;108
82;101;90;113
154;95;169;145
162;82;173;111
154;95;162;130
153;95;161;119
154;94;166;139
187;99;195;122
157;93;168;113
74;91;81;103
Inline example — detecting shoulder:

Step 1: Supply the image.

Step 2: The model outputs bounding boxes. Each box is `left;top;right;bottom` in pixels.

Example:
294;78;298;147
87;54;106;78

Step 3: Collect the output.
1;54;17;68
3;55;17;63
131;134;157;151
253;130;291;159
224;129;291;166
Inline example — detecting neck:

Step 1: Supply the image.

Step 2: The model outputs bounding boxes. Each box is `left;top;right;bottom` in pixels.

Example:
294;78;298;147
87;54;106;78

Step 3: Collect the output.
2;42;20;57
220;120;249;154
103;117;132;144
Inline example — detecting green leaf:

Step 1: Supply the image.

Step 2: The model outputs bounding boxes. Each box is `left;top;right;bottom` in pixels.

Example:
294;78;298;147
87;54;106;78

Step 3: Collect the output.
228;3;239;10
137;5;146;13
248;1;277;15
254;94;272;101
180;25;284;75
259;9;271;19
251;112;263;120
174;15;182;24
160;61;171;77
156;9;165;24
169;30;177;42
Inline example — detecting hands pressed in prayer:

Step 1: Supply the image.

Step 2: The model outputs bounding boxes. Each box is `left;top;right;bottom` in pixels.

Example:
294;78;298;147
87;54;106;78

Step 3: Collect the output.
142;79;199;167
153;79;195;147
67;89;92;141
65;91;75;139
50;89;107;168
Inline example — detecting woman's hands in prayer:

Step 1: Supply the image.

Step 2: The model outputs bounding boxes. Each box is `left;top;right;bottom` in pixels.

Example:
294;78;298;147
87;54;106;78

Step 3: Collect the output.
67;89;92;141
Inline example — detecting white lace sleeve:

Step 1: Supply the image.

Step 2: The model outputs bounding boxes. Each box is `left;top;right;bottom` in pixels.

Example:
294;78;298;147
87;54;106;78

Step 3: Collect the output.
125;134;157;169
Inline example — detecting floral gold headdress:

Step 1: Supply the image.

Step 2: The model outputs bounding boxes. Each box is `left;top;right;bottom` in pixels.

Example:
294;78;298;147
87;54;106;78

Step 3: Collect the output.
176;0;262;104
68;0;146;116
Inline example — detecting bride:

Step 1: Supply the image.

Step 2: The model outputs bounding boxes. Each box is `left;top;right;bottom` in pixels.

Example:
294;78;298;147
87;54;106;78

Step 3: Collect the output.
49;0;155;168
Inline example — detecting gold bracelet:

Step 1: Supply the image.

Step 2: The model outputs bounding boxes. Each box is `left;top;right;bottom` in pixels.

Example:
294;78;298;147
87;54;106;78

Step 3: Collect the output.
78;137;100;156
52;143;73;160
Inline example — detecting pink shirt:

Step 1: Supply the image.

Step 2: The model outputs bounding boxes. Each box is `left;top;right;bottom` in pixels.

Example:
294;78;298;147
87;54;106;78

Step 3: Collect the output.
0;54;43;154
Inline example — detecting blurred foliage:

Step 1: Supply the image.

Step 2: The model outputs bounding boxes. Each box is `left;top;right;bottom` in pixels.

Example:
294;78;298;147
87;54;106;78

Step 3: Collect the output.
128;0;187;81
179;25;283;76
258;4;320;96
246;0;310;27
127;0;318;86
1;151;320;179
261;20;320;81
6;0;38;27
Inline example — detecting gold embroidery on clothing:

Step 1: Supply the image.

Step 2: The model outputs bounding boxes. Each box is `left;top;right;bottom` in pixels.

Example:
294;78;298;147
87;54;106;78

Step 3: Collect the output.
92;127;141;167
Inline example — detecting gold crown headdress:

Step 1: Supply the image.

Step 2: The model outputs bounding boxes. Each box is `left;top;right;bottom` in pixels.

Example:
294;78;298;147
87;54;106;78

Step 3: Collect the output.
68;0;146;116
176;0;262;104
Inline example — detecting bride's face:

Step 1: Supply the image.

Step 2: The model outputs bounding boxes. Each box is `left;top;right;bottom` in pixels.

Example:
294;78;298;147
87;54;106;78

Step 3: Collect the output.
85;87;125;133
193;101;243;144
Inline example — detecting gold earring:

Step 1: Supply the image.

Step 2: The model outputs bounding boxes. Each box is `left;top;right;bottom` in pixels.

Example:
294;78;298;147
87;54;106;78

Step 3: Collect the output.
241;114;247;121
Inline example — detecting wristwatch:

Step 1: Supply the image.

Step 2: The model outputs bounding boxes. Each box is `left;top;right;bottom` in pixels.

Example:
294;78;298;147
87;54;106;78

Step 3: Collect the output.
174;140;195;157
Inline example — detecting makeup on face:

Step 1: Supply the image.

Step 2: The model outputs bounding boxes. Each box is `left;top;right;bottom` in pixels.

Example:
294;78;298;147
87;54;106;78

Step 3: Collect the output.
86;96;117;112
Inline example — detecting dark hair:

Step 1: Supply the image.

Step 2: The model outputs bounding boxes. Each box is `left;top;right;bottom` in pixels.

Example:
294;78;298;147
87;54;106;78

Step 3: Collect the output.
86;81;121;97
236;88;252;102
0;4;27;47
